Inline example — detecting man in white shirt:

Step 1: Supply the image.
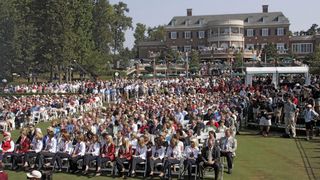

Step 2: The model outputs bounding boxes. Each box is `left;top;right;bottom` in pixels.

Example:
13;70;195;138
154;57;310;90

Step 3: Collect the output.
70;134;86;173
219;129;237;174
83;135;100;174
303;104;319;140
183;139;200;179
149;139;165;176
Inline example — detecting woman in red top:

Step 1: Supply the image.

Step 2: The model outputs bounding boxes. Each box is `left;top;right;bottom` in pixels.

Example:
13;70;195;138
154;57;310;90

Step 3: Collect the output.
96;134;115;176
115;138;132;178
12;129;31;170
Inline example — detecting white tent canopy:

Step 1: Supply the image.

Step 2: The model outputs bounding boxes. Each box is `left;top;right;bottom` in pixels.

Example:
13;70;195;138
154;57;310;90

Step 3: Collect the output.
245;66;310;87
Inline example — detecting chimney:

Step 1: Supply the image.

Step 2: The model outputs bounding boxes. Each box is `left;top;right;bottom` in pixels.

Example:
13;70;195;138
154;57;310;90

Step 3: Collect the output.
187;9;192;16
262;5;269;13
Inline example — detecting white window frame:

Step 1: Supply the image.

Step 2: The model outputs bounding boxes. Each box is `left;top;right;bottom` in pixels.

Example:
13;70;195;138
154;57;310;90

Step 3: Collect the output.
184;31;191;39
247;29;254;37
262;28;269;37
292;43;313;54
198;31;205;39
277;28;284;36
184;45;192;52
171;32;177;39
277;43;285;54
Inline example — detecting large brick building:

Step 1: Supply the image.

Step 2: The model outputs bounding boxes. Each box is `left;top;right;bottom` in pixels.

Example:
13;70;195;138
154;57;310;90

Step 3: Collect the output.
138;5;293;60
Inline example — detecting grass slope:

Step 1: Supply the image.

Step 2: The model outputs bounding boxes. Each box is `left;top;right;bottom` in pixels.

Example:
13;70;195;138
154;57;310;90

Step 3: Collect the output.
6;123;317;180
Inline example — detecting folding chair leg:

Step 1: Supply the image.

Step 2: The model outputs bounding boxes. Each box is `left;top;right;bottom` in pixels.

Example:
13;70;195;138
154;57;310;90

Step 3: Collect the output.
194;166;197;180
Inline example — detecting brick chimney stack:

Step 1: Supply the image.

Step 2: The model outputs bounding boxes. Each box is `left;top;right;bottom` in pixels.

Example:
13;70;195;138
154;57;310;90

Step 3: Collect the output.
187;9;192;16
263;5;269;13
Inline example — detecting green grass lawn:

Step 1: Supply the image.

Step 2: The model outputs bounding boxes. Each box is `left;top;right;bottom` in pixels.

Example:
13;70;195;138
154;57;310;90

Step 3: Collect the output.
6;123;320;180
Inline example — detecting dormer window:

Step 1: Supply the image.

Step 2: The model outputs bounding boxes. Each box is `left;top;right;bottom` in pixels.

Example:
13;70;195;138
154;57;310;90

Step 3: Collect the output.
199;19;204;26
185;19;191;26
258;17;265;23
244;17;251;23
170;19;176;26
274;16;279;22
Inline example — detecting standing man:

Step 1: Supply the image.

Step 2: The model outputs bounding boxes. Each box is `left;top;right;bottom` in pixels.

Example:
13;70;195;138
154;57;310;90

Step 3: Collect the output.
303;104;319;141
283;96;298;138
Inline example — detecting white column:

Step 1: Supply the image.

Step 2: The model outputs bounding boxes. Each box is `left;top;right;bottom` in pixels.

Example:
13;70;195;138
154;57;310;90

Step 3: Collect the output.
272;73;278;88
305;73;311;85
246;74;253;87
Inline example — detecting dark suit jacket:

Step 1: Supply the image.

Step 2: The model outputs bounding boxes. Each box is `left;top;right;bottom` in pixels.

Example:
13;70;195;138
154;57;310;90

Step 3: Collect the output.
201;144;220;163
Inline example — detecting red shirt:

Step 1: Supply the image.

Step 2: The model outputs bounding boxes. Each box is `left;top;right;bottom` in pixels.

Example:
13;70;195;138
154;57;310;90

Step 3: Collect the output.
118;145;132;160
292;97;299;105
0;171;8;180
206;121;219;128
101;143;115;161
1;140;12;152
17;137;31;154
139;125;149;134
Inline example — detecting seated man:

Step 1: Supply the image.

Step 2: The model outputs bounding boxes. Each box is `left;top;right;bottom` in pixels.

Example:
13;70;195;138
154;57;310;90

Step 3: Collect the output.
219;129;237;174
199;139;220;180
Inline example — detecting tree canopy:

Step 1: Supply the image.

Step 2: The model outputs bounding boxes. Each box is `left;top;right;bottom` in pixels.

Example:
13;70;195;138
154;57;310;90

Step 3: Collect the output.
0;0;132;82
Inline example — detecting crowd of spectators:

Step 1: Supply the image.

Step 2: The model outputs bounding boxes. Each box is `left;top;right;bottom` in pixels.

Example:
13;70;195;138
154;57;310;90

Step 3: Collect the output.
0;75;318;179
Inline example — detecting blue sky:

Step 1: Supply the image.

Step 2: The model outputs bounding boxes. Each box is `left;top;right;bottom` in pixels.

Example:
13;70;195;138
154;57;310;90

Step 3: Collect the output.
109;0;320;49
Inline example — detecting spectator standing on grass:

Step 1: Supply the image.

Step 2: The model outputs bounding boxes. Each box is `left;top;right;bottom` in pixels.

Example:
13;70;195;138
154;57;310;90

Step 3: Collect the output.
283;96;298;138
303;104;319;141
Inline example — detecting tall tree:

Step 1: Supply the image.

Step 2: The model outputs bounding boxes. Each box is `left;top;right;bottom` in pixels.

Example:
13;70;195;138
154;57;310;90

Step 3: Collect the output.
13;0;38;79
189;50;200;73
306;24;318;35
262;43;278;62
0;0;16;80
309;45;320;74
92;0;114;55
147;25;166;41
111;2;132;54
133;23;146;47
133;23;146;57
72;0;94;68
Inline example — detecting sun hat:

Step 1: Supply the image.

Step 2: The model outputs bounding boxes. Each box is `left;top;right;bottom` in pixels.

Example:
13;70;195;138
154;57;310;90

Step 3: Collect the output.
26;170;42;179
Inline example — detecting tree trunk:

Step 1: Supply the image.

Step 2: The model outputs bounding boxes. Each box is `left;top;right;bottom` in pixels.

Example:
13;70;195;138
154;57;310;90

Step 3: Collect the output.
58;65;62;83
50;65;53;82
